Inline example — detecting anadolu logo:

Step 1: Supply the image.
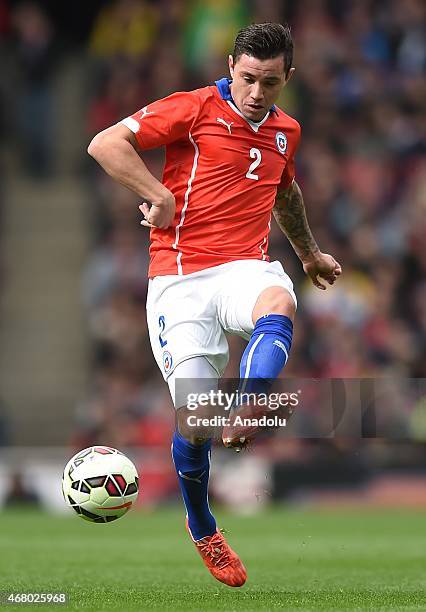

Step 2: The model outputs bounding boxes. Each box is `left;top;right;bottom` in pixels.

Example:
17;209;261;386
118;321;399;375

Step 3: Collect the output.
275;132;287;154
163;351;173;373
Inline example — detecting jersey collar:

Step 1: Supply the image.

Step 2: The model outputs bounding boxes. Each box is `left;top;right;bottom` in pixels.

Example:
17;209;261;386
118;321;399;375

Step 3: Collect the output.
215;77;278;116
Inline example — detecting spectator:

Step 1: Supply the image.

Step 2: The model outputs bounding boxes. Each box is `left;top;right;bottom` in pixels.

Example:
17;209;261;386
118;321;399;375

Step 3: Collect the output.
10;2;59;178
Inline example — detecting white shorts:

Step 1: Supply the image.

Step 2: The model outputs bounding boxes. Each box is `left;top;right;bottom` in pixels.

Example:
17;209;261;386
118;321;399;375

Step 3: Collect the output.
146;259;297;388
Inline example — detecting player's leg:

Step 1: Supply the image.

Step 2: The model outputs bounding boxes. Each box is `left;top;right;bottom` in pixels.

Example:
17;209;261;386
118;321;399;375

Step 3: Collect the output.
146;270;246;585
218;261;297;448
170;357;218;541
171;357;246;586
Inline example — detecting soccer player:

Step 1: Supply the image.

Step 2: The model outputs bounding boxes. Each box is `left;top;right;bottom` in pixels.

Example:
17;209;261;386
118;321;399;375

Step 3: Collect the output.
88;23;341;587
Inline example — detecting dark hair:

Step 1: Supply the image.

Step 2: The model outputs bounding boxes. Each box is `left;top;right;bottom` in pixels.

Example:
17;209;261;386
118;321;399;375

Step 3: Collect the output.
233;23;293;76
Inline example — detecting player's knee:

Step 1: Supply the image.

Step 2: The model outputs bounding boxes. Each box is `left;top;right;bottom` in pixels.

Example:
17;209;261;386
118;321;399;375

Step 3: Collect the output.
252;287;296;324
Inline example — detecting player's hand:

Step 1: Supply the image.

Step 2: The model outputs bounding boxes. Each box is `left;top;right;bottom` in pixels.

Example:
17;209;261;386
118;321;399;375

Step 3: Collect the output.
302;252;342;290
139;188;175;229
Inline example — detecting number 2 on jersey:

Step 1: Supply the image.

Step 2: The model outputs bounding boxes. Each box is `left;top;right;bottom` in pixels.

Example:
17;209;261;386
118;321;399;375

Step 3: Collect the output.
246;148;261;181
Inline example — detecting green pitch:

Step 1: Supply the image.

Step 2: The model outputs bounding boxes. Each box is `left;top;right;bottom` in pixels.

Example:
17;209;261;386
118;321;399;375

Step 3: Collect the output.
1;506;425;611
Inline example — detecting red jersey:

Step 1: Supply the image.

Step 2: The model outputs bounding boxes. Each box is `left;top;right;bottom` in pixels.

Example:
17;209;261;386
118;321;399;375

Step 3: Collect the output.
122;78;301;278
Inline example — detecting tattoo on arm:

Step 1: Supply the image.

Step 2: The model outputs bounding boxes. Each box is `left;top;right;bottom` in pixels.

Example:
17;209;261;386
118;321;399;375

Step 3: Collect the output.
273;180;320;261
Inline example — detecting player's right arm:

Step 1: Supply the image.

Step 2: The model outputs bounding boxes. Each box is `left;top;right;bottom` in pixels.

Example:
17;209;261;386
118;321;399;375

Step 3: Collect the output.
87;123;175;229
88;91;201;230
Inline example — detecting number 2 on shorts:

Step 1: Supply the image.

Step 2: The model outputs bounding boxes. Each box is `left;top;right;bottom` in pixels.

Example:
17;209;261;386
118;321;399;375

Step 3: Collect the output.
158;315;167;347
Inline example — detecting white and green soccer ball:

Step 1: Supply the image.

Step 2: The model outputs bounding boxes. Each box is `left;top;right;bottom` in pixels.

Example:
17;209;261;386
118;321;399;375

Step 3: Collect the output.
62;446;139;523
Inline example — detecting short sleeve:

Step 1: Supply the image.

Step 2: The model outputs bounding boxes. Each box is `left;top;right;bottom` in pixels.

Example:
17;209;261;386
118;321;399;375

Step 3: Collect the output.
278;121;301;191
121;91;200;150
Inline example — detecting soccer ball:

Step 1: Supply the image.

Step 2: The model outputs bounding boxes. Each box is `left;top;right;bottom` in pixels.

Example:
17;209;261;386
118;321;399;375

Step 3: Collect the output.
62;446;139;523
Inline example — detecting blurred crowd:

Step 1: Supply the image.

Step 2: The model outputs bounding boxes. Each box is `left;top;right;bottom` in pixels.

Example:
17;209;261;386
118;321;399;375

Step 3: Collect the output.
0;1;425;503
81;0;425;453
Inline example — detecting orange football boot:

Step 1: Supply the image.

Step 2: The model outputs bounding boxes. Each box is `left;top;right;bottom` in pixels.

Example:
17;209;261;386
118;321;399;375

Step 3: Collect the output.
186;518;247;587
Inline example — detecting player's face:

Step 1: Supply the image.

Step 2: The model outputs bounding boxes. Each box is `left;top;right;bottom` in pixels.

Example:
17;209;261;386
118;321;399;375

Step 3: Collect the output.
229;53;293;122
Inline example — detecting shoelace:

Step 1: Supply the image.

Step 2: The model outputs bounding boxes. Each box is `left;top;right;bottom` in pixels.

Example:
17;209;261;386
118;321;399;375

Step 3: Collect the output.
196;532;231;569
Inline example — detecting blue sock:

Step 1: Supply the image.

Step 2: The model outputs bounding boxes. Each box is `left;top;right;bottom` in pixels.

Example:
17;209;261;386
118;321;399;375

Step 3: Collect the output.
239;314;293;395
171;431;216;541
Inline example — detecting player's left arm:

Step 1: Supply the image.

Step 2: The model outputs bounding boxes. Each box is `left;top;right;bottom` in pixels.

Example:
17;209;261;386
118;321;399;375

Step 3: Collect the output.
273;180;342;290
